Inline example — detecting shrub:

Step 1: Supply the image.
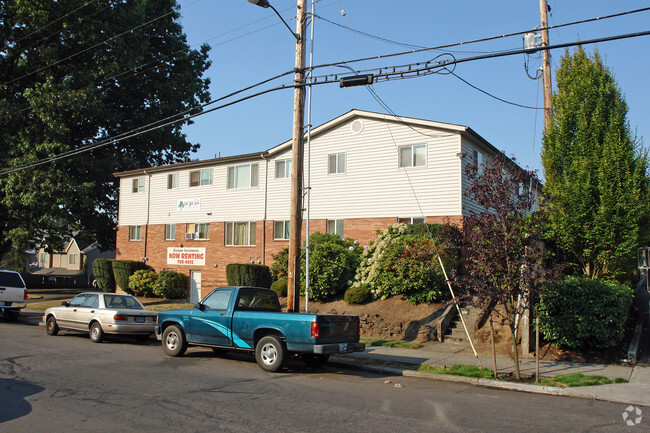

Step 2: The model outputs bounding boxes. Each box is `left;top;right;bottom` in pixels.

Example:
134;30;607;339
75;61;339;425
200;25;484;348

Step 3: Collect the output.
344;285;372;304
537;276;634;349
270;278;288;297
92;258;115;293
153;270;187;299
226;263;273;288
270;248;289;279
111;260;148;295
128;270;158;298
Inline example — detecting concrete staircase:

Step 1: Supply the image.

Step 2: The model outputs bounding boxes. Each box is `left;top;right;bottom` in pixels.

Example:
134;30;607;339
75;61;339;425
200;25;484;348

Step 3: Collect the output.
443;302;484;343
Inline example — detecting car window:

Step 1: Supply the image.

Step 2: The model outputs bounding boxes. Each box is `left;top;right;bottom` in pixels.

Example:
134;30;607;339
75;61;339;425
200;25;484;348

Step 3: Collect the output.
82;294;99;308
68;294;87;308
202;289;233;310
103;295;143;310
235;288;281;312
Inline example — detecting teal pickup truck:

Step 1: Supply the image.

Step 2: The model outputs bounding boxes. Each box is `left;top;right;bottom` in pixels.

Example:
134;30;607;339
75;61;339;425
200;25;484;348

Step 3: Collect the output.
155;286;365;372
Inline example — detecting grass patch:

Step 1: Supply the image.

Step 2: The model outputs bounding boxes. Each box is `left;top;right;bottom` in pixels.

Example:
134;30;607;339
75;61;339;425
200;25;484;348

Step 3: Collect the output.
361;338;423;350
418;364;495;379
27;299;193;312
537;373;628;387
143;303;194;312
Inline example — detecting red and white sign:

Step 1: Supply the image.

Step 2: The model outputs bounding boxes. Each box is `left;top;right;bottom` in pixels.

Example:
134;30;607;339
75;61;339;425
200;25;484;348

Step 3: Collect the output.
167;247;206;266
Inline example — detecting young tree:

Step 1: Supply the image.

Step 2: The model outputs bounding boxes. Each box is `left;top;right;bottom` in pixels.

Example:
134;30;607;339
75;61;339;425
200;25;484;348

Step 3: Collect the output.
0;0;211;255
542;46;650;283
461;152;547;379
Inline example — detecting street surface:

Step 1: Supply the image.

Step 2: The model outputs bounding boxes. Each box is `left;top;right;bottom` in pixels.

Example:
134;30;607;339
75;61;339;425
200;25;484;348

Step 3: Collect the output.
0;322;639;432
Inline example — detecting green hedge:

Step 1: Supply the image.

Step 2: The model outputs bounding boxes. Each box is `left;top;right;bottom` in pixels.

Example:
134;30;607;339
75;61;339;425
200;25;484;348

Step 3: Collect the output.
92;258;115;293
128;270;158;297
112;260;148;295
270;278;288;297
226;263;272;288
344;285;372;304
153;270;187;299
537;276;634;349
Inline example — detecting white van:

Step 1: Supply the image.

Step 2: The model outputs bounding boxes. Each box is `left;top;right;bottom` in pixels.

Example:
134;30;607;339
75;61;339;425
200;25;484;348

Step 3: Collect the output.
0;270;28;321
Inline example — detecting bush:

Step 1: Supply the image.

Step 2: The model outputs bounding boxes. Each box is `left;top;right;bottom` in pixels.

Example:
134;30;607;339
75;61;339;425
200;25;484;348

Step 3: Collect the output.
344;285;372;304
92;258;115;293
537;276;634;349
270;248;289;279
270;278;288;298
153;270;187;299
111;260;148;295
128;270;158;298
226;263;273;288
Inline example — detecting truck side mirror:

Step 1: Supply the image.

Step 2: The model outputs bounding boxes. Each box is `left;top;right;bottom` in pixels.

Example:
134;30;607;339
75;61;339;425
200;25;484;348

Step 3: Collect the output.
195;302;205;311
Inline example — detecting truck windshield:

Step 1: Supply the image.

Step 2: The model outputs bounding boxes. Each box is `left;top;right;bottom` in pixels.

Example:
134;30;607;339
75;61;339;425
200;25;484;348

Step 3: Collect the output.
235;288;281;312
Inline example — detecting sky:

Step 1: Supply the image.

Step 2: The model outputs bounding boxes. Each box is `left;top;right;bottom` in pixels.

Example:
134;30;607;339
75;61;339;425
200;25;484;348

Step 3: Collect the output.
177;0;650;176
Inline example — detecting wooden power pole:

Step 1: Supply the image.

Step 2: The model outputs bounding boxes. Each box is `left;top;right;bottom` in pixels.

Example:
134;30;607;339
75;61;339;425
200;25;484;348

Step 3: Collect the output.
540;0;553;128
287;0;307;312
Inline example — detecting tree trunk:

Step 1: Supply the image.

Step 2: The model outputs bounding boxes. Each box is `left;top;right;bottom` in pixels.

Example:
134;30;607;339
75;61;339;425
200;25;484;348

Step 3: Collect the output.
508;321;521;380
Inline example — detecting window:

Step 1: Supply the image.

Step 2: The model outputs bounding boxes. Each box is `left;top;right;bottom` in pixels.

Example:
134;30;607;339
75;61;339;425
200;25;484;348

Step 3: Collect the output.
275;159;291;179
68;253;78;265
328;153;346;174
189;169;212;187
129;225;142;241
274;221;290;240
399;144;426;168
167;173;178;189
82;294;99;308
226;222;256;246
186;223;210;240
202;288;233;310
398;217;426;224
326;219;344;238
165;224;175;240
471;149;484;173
132;177;145;193
227;164;259;189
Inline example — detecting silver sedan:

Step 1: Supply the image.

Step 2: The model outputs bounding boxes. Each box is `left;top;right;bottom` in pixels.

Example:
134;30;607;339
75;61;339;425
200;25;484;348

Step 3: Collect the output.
43;292;157;343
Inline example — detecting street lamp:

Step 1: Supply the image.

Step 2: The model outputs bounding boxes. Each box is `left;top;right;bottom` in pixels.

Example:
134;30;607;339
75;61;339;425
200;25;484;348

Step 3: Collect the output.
249;0;307;312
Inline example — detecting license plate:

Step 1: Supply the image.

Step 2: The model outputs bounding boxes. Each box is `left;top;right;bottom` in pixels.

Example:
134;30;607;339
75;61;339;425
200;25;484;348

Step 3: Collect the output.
339;343;349;352
134;316;146;323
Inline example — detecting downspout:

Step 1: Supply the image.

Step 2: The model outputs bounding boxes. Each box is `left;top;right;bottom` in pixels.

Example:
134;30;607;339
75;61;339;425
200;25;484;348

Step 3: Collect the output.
143;170;151;264
261;154;269;265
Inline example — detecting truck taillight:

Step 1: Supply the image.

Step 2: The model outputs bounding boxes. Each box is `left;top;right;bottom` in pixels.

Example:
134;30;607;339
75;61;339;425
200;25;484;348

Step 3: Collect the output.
310;321;319;339
23;289;28;300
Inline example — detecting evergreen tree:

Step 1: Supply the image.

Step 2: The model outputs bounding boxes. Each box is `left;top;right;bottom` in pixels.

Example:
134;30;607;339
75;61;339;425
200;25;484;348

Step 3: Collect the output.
542;46;649;283
0;0;211;255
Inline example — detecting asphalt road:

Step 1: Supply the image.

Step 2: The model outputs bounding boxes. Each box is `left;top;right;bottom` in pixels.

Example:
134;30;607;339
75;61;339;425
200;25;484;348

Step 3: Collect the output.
0;322;637;433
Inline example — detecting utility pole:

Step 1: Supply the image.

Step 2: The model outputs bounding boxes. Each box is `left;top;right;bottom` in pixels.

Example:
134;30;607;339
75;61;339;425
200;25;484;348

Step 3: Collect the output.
540;0;553;128
287;0;307;312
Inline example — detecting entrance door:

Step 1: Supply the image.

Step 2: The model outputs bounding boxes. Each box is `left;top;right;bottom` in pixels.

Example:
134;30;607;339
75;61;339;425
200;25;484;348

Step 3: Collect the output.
190;270;201;303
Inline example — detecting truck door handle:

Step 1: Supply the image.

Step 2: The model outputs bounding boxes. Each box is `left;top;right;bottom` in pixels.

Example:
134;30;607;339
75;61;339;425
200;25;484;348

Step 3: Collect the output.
220;313;226;316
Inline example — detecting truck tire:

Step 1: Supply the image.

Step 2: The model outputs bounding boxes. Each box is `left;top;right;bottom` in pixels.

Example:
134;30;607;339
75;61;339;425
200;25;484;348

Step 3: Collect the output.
301;353;330;367
89;322;104;343
46;316;59;336
162;325;187;357
255;335;287;372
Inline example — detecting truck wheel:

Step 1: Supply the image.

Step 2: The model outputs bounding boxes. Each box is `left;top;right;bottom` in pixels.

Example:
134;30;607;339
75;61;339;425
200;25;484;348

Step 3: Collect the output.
89;322;104;343
46;316;59;336
255;335;287;372
162;325;187;357
301;353;330;367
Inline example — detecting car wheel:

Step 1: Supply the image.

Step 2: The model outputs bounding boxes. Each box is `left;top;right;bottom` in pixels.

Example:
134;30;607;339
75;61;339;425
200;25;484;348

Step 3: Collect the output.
89;322;104;343
301;353;329;367
255;335;287;372
46;316;59;336
162;325;187;357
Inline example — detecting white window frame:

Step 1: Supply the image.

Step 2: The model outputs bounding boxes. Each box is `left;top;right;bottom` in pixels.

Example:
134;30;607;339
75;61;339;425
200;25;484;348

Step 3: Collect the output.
328;153;346;174
471;149;484;174
326;219;344;238
225;222;257;246
132;177;145;193
398;217;426;224
68;253;78;266
275;159;291;179
189;169;212;187
165;224;176;240
129;225;142;241
399;144;427;168
167;173;178;189
227;163;259;189
185;223;210;240
273;221;290;240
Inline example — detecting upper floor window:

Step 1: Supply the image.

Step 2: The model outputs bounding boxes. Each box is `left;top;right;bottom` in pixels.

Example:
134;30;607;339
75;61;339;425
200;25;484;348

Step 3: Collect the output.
167;173;178;189
68;253;78;265
399;144;426;168
165;224;176;240
129;225;142;241
275;159;291;179
328;153;346;174
273;221;290;240
326;219;344;238
226;222;256;246
190;169;212;187
398;217;426;224
471;149;484;173
228;163;259;189
185;223;209;240
132;177;145;193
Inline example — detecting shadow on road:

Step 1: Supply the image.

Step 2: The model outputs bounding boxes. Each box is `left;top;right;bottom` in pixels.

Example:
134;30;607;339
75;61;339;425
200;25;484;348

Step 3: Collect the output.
0;378;44;423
